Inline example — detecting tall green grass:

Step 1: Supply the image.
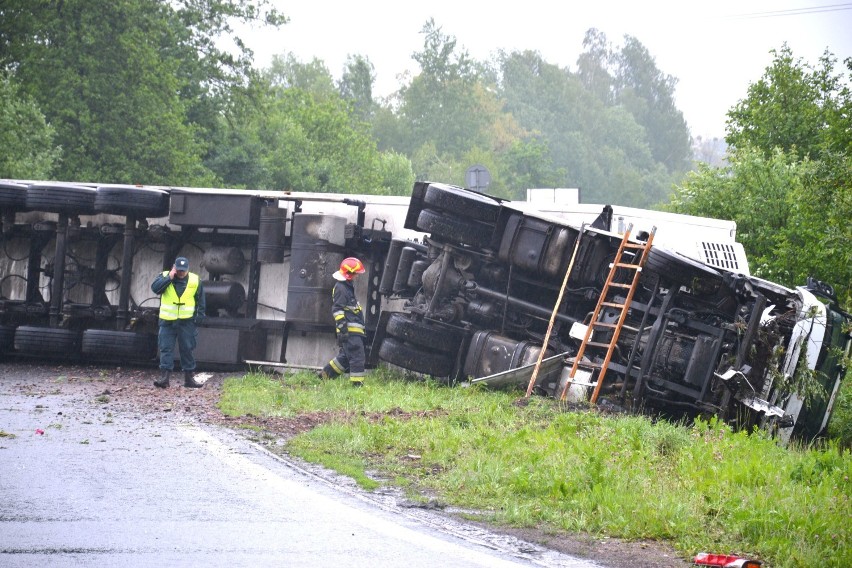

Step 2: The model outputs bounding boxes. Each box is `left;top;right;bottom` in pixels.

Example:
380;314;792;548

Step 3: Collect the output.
827;367;852;448
219;369;852;567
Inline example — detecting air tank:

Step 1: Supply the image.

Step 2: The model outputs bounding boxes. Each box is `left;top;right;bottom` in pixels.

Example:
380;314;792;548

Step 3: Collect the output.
203;281;246;315
202;247;245;275
285;213;346;329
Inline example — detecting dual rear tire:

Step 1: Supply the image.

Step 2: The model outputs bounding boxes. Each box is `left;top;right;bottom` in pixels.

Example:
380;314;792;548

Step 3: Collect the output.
378;314;464;378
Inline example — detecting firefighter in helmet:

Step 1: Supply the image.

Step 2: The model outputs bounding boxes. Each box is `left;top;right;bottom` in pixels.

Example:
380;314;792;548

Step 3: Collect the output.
320;257;367;386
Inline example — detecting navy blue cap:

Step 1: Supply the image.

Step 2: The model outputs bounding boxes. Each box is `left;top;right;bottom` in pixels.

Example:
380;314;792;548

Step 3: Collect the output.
174;257;189;270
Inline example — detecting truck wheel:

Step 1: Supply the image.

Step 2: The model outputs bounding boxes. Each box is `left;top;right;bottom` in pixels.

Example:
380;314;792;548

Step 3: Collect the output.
423;183;501;222
26;183;97;215
95;185;170;218
385;314;462;354
0;182;28;210
13;326;80;355
417;208;493;248
82;329;158;361
0;324;15;354
378;337;454;378
644;246;722;288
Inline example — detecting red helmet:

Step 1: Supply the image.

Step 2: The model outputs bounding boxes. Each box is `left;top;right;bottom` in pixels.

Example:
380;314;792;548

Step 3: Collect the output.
338;257;366;280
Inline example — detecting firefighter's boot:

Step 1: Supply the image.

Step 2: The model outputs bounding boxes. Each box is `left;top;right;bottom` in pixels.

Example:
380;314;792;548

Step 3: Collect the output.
321;362;341;379
154;370;170;389
184;370;203;388
349;372;364;388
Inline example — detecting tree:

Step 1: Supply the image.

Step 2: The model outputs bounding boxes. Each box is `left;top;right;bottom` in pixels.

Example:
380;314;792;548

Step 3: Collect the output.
0;0;285;185
612;35;692;174
576;28;614;105
207;70;391;193
371;20;526;195
670;47;852;306
727;45;849;160
339;54;377;122
394;19;492;157
501;138;564;200
265;54;337;98
498;49;670;207
376;151;415;196
0;72;60;179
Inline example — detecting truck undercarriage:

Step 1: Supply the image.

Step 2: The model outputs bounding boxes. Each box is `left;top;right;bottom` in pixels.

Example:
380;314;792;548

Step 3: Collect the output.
0;179;848;443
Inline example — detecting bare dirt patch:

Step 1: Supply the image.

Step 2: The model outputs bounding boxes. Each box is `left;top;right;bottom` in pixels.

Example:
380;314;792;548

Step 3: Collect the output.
0;362;693;568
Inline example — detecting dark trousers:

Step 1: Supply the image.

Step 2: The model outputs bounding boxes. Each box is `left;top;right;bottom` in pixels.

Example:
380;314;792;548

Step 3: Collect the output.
158;319;197;372
323;334;365;377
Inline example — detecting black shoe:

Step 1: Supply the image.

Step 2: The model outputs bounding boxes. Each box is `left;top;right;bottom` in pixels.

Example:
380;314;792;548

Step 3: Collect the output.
183;370;203;389
154;370;170;389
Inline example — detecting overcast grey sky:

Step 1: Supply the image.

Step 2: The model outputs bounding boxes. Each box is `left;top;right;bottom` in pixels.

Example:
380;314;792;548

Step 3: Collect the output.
239;1;852;139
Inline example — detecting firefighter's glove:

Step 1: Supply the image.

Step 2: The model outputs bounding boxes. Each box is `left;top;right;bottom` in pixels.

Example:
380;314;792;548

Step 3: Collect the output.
194;314;205;326
337;330;349;347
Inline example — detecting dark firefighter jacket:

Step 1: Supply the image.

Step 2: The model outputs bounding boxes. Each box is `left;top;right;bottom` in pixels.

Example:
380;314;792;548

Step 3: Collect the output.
332;280;365;336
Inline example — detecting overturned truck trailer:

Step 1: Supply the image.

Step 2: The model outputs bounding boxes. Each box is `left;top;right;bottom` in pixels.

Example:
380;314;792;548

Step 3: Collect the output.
0;180;404;374
0;179;849;442
374;182;851;444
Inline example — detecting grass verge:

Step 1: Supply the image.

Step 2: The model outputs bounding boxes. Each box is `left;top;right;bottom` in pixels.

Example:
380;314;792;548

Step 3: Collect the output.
219;368;852;567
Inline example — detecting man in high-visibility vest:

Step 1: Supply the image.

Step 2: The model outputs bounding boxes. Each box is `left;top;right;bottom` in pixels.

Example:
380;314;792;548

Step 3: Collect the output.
151;256;206;389
319;257;367;387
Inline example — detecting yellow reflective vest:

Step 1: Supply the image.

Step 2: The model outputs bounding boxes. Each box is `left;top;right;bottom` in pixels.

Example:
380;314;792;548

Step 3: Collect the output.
158;271;199;321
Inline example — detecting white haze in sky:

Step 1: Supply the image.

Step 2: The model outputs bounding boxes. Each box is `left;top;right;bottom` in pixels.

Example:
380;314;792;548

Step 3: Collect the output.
237;1;852;139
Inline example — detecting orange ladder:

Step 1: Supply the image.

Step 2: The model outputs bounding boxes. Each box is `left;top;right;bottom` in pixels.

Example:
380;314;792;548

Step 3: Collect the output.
559;224;655;403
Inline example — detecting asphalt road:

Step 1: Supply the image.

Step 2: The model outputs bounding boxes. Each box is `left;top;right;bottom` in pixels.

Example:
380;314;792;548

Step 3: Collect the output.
0;367;601;568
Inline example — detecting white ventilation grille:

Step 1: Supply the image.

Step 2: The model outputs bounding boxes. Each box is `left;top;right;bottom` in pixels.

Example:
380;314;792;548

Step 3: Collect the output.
699;242;741;271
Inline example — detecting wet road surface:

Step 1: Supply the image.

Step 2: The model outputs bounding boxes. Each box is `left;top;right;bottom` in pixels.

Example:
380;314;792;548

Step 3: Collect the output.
0;369;601;568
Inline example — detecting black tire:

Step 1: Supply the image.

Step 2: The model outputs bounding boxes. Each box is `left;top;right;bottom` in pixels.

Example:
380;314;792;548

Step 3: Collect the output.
417;208;493;248
14;326;80;355
385;314;462;354
378;337;454;377
0;324;15;354
95;185;170;218
423;183;500;222
26;183;97;215
644;246;722;287
0;182;28;211
81;329;158;361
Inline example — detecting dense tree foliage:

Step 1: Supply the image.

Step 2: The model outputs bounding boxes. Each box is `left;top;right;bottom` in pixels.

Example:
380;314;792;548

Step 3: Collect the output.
339;55;377;123
2;7;692;205
671;48;852;306
0;0;286;185
205;60;412;195
0;73;60;179
369;21;523;198
727;45;850;160
368;24;690;205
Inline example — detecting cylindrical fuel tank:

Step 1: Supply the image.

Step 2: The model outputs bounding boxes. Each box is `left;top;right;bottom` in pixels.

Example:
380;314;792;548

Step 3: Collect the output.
285;214;346;328
497;213;578;280
202;280;246;314
202;247;245;275
462;330;553;379
257;204;287;263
